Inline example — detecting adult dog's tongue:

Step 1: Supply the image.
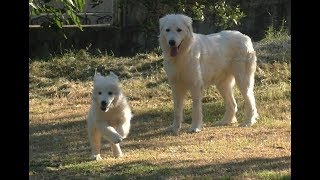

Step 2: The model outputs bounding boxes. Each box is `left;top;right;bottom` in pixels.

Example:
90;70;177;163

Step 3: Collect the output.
170;47;178;57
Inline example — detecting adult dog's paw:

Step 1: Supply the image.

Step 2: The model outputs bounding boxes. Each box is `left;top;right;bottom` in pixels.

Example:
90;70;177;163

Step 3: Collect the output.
214;120;237;126
188;127;201;133
239;120;256;127
166;125;180;135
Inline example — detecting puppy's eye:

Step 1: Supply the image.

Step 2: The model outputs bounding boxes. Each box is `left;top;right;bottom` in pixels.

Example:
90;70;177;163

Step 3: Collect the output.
165;29;170;32
98;92;102;95
177;28;182;32
108;92;113;95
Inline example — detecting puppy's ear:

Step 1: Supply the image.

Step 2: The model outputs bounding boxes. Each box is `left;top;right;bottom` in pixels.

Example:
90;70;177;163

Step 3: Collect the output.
181;14;193;35
94;72;102;82
109;71;119;83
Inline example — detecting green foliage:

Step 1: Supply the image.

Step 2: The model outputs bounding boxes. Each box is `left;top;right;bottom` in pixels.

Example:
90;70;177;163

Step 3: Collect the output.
129;0;246;33
158;0;246;27
29;0;85;32
263;19;290;43
175;1;206;21
210;0;246;29
29;0;246;38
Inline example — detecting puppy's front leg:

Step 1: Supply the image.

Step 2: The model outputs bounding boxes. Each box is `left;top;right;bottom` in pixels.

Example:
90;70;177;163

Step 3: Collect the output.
87;125;102;161
116;120;131;138
110;143;123;158
96;121;123;144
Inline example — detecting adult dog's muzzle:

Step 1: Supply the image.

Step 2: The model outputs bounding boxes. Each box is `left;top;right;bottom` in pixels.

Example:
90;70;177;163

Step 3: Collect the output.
169;40;182;57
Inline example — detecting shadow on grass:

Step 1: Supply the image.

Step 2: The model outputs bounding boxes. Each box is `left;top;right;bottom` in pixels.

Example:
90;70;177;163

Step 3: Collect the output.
30;156;290;179
29;101;233;177
29;109;173;173
104;156;290;179
29;101;227;154
128;102;226;139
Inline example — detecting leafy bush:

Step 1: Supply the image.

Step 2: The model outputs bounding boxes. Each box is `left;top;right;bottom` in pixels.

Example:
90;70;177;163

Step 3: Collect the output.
255;20;291;62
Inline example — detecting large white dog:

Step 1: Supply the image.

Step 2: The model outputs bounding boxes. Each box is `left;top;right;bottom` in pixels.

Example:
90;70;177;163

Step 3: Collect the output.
159;14;258;134
87;72;132;160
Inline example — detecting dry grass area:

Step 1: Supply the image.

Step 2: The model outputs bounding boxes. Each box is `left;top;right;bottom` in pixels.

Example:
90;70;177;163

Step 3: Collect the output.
29;37;291;179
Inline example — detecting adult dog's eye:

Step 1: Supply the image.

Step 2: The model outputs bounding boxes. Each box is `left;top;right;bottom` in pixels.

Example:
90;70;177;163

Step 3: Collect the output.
165;29;170;32
98;92;102;95
108;92;113;95
177;28;182;32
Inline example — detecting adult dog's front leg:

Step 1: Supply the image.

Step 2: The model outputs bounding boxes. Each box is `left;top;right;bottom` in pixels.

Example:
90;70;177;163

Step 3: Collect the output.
167;87;186;135
189;87;203;133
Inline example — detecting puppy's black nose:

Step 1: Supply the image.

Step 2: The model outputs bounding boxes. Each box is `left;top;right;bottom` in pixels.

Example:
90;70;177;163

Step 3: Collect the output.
169;40;176;46
101;101;107;106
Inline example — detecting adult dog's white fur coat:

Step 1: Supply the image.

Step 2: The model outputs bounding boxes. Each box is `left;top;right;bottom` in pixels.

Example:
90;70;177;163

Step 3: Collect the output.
87;72;132;160
159;14;258;134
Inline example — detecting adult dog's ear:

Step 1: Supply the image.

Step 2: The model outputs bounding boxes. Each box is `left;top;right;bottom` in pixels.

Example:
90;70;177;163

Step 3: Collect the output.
181;14;193;35
159;15;167;33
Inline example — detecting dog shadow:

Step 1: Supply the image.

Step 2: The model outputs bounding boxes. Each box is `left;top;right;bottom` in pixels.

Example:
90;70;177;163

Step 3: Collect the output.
29;101;236;176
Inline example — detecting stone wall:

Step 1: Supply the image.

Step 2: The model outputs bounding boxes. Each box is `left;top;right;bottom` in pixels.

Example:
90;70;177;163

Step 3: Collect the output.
29;26;121;57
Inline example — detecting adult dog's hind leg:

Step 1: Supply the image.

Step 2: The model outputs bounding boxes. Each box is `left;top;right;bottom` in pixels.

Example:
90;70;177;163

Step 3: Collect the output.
234;54;258;127
215;74;238;126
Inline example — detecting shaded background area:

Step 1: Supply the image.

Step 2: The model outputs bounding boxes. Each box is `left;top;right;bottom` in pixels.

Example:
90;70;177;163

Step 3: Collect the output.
29;0;290;58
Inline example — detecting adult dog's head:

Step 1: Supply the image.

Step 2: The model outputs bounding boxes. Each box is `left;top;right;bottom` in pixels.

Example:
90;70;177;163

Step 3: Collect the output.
159;14;194;58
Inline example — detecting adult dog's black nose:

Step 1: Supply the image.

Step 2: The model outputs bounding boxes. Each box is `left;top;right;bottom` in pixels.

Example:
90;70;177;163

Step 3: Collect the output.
101;100;107;106
169;40;176;46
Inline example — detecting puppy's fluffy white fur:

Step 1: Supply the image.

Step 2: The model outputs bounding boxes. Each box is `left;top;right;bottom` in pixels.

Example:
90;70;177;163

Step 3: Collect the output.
87;72;132;160
159;14;258;134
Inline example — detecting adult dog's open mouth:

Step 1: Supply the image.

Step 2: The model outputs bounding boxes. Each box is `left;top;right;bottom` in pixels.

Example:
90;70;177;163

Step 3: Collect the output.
170;41;182;57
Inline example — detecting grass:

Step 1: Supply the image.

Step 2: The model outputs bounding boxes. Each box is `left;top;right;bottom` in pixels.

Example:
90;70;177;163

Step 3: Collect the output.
29;32;291;179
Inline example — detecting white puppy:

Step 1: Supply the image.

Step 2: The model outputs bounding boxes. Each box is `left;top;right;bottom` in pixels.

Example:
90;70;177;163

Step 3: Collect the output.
159;14;258;134
87;72;132;160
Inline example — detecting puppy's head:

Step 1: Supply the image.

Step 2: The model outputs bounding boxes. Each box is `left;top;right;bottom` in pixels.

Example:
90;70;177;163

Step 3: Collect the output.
92;72;120;112
159;14;193;58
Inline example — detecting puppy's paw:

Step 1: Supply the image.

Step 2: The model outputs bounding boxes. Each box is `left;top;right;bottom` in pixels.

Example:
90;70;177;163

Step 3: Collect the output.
91;154;103;161
110;133;124;144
